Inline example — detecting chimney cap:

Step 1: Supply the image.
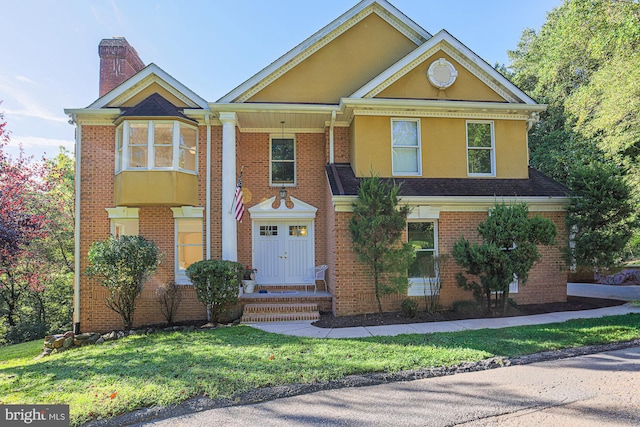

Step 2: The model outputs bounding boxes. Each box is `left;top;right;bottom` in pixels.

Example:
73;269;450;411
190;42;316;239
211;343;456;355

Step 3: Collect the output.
99;37;133;48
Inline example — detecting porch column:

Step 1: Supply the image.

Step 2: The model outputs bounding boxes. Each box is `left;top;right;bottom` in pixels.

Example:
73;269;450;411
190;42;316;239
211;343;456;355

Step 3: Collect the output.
220;112;238;261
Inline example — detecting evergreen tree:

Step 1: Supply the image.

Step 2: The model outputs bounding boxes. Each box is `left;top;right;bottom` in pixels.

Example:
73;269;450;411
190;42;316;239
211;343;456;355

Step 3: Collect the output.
349;173;414;314
453;203;556;313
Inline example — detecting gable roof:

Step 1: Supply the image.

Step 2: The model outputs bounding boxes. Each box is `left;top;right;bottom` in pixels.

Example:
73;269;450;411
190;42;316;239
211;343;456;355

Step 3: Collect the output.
118;93;196;122
218;0;431;104
350;30;536;104
89;63;209;110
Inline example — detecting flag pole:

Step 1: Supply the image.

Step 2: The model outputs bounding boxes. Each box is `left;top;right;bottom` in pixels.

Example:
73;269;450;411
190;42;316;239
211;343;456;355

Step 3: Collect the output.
230;166;245;221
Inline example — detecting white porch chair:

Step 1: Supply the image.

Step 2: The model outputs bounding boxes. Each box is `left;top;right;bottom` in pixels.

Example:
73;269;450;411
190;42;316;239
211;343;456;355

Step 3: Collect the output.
312;265;328;293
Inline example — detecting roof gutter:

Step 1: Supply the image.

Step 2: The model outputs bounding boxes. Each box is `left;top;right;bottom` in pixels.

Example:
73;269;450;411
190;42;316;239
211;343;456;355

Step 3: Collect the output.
341;98;547;113
329;110;337;163
69;112;82;334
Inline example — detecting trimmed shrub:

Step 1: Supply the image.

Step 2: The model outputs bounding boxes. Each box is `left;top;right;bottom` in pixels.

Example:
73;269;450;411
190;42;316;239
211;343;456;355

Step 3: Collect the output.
400;299;418;318
86;235;161;330
186;260;243;323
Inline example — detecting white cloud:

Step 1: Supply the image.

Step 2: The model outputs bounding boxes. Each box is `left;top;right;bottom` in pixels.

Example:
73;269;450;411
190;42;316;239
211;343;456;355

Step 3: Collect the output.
0;75;68;124
10;135;74;150
15;75;34;84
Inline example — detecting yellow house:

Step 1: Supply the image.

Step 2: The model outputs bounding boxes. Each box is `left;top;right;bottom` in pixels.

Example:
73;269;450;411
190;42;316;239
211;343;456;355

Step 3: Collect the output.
66;0;569;332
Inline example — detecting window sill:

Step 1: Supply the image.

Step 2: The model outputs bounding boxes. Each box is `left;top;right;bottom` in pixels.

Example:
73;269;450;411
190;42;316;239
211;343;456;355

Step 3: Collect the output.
467;173;496;178
407;278;440;297
116;168;197;175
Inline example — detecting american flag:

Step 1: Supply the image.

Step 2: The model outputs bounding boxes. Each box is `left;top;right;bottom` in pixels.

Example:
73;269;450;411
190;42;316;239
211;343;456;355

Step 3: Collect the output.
233;175;244;223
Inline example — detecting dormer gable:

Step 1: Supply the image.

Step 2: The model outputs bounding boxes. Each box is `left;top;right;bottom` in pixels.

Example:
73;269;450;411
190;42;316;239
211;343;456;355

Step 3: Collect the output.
89;63;208;110
351;30;536;105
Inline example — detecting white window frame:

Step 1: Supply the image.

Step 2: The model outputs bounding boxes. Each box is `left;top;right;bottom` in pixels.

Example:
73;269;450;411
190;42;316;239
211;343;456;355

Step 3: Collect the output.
509;273;519;294
269;134;296;186
466;120;495;177
116;120;198;174
172;206;204;285
115;126;123;173
391;118;422;176
406;220;438;296
106;207;139;237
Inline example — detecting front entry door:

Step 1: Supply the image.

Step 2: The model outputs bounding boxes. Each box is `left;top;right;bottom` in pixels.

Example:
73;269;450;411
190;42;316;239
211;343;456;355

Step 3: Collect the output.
253;220;314;285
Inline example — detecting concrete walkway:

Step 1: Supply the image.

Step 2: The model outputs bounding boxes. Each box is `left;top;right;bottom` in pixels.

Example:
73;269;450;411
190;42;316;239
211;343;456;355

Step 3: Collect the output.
246;303;640;338
568;282;640;301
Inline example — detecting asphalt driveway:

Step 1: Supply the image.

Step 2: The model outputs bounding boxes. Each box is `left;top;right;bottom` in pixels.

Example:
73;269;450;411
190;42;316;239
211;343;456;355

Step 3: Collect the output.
138;345;640;427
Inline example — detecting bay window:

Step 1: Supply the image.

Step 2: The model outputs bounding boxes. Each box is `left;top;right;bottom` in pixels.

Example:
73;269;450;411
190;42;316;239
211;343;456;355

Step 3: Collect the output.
116;120;197;173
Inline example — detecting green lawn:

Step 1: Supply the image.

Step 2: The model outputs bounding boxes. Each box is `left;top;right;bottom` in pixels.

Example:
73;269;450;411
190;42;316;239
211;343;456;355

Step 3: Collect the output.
2;314;640;425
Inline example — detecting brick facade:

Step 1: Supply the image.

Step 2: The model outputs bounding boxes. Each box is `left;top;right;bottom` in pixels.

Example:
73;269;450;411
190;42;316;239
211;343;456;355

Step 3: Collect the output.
79;114;568;330
79;124;215;332
329;209;568;316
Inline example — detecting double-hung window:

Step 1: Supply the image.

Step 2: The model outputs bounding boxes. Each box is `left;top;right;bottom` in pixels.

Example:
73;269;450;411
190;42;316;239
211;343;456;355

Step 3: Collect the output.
116;120;198;173
392;119;421;176
153;123;174;168
106;207;139;237
466;120;495;176
129;122;150;168
407;222;437;279
270;136;295;185
172;207;204;284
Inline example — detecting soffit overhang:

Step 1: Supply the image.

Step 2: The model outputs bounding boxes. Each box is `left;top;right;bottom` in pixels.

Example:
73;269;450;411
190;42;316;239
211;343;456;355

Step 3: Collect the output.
207;96;547;132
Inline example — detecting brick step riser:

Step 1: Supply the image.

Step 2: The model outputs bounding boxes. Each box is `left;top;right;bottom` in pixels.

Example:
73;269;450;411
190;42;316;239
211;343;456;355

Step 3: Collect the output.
243;304;318;314
241;313;320;323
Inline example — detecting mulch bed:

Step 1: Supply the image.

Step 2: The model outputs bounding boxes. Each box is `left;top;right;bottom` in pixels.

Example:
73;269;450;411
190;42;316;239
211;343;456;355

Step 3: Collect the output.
312;296;626;329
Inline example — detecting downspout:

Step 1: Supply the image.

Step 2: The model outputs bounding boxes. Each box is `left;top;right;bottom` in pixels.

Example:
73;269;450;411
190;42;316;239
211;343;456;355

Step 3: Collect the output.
526;112;539;167
329;110;337;164
205;114;211;260
72;114;82;334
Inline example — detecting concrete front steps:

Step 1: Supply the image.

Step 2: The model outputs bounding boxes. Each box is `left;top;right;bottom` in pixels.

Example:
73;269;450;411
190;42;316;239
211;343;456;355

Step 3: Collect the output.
241;302;321;323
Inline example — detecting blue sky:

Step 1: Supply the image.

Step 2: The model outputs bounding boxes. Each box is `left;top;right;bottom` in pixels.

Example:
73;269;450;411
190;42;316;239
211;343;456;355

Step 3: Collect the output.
1;0;560;160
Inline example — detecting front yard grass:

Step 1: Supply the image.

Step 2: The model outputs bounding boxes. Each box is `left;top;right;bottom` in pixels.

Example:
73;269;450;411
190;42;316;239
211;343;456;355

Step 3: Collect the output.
1;313;640;425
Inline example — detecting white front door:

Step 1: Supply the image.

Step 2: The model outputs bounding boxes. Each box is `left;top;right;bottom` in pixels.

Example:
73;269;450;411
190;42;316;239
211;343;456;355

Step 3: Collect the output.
253;220;314;285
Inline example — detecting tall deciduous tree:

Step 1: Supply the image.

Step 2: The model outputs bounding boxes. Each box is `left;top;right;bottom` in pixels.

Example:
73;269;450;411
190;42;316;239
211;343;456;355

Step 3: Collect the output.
0;107;74;344
508;0;640;259
0;111;52;329
349;173;414;314
452;203;557;313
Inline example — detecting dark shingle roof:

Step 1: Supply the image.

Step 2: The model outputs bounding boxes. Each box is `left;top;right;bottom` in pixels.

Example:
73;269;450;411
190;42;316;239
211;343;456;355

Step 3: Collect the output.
325;163;570;198
119;93;195;122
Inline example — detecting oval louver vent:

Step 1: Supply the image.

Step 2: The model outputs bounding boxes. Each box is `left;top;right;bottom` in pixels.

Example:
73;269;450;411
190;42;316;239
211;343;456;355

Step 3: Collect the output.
427;58;458;89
